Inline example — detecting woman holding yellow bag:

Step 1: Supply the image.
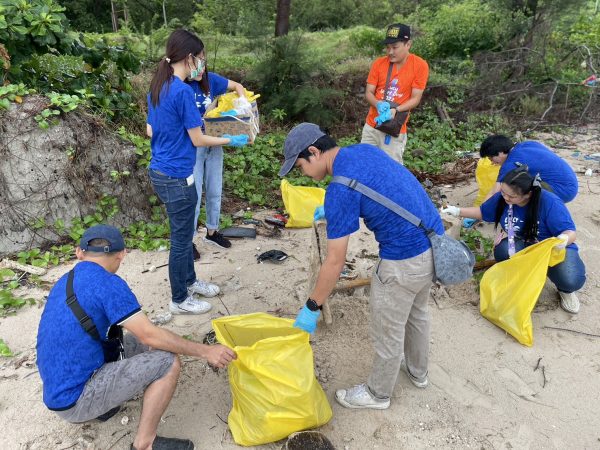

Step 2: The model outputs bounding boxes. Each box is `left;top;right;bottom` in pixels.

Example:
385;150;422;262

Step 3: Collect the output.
442;166;586;314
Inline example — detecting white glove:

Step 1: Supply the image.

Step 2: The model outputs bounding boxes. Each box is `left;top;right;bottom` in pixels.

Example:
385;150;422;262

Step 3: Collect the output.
555;233;569;249
441;205;461;217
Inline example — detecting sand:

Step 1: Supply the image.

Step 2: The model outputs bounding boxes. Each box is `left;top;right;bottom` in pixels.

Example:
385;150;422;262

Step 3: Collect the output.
1;128;599;450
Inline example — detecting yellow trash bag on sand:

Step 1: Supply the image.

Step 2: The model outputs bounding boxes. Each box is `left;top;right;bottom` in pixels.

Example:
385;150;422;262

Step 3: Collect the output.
281;179;326;228
480;238;565;346
212;313;333;446
474;157;500;206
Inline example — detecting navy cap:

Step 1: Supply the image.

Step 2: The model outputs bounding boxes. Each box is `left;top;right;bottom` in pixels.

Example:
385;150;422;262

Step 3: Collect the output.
278;123;326;177
382;23;411;45
80;225;125;253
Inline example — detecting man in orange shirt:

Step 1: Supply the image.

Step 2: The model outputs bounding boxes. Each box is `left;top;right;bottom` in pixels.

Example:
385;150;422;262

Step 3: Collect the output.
361;23;429;163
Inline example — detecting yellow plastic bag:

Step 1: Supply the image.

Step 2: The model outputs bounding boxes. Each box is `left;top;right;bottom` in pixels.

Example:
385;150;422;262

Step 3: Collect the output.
480;238;565;346
203;89;259;118
281;179;326;228
212;313;333;446
474;157;500;206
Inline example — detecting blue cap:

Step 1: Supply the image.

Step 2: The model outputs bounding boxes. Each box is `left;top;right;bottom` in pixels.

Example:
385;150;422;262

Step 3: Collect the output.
278;123;326;177
80;225;125;253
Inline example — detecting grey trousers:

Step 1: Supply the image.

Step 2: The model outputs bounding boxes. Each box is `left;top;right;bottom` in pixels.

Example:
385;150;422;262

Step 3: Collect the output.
367;249;434;398
361;123;408;164
55;334;175;423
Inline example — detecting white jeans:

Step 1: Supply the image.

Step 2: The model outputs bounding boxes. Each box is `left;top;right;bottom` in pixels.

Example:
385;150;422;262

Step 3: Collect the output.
361;123;407;164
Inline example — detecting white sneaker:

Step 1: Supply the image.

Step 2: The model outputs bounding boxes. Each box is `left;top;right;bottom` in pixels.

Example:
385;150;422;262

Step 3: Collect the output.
559;291;580;314
401;359;429;388
187;280;220;298
170;296;212;315
335;383;390;410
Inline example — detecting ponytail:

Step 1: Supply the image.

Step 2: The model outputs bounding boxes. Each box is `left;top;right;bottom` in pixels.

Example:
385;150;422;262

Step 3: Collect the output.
149;59;175;107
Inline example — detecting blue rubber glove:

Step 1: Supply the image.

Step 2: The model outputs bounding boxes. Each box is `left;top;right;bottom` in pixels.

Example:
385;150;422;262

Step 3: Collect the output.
462;218;477;228
220;109;238;117
314;205;325;221
376;101;391;114
294;305;320;334
223;134;249;147
374;109;392;126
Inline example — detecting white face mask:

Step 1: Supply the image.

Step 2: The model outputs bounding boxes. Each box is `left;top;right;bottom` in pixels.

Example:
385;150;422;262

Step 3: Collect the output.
189;55;205;79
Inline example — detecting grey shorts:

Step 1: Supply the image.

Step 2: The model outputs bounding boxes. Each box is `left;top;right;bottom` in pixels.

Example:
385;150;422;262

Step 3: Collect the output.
55;334;175;423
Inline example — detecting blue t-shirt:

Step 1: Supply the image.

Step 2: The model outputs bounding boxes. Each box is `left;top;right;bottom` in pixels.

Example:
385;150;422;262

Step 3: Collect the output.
147;76;203;178
325;144;444;260
497;141;578;202
188;72;229;119
36;262;141;410
480;190;578;250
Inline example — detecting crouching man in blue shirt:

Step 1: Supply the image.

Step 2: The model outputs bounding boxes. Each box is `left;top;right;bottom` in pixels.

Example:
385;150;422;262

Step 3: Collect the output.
36;225;236;450
278;123;444;410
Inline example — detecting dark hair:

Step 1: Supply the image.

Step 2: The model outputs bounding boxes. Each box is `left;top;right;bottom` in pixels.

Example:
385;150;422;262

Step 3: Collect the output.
149;29;205;107
480;134;514;158
494;166;542;241
85;238;120;256
297;134;338;161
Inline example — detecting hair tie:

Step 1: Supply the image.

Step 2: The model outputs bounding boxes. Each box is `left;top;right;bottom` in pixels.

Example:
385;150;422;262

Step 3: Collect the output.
165;57;171;63
532;173;542;188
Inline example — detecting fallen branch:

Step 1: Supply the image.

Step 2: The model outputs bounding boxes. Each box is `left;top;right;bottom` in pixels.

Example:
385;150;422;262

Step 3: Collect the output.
474;259;496;271
542;326;600;338
0;259;46;276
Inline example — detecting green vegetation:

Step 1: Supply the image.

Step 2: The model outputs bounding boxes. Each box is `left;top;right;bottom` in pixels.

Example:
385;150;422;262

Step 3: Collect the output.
1;0;598;311
0;338;13;357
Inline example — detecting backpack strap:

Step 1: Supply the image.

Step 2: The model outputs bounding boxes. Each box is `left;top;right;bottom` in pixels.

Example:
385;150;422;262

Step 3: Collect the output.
65;269;101;341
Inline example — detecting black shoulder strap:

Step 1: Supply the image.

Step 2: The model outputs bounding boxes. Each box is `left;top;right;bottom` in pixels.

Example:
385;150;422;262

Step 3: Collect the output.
65;269;101;341
331;175;435;236
383;62;395;99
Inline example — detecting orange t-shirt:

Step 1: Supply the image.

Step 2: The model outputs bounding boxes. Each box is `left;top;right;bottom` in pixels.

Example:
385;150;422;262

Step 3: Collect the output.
365;54;429;134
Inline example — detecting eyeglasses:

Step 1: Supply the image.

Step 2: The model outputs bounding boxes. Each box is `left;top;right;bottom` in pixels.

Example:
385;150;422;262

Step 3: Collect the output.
500;186;522;200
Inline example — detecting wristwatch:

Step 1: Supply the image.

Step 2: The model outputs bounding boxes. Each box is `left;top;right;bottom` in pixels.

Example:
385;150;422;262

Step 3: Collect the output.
306;298;322;311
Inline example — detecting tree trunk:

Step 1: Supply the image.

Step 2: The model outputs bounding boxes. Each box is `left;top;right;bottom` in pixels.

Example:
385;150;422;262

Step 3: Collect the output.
110;1;118;32
162;1;167;27
275;0;291;37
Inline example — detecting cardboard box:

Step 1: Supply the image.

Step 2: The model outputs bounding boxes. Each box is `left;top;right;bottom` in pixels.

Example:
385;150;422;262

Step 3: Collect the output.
203;98;260;143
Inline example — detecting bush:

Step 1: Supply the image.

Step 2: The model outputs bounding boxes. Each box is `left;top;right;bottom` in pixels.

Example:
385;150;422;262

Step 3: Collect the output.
411;0;507;59
248;33;342;127
349;26;384;58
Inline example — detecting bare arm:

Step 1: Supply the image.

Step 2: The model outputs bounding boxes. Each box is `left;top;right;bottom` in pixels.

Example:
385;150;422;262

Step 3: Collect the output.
309;236;349;306
395;87;424;113
188;126;232;148
227;80;246;98
365;83;379;109
146;124;152;138
123;313;236;368
456;206;483;220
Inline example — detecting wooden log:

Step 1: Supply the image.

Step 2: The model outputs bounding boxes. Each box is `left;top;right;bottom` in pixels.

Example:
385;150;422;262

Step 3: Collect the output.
474;258;496;271
332;278;371;292
0;258;47;276
306;220;333;325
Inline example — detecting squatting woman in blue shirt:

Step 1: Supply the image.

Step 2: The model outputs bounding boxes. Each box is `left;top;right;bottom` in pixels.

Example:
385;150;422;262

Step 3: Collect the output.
146;29;248;315
443;166;586;314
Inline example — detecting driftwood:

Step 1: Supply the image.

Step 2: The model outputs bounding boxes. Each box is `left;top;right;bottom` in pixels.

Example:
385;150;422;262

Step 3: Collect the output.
0;258;46;276
307;220;333;324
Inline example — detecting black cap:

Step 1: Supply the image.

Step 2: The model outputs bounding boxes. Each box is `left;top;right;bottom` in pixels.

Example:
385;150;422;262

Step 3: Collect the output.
382;23;411;45
80;225;126;253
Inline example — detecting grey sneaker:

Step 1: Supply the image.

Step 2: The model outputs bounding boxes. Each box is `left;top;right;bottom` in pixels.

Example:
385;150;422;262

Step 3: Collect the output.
335;383;390;410
169;296;212;315
401;360;429;388
559;291;580;314
187;279;220;298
